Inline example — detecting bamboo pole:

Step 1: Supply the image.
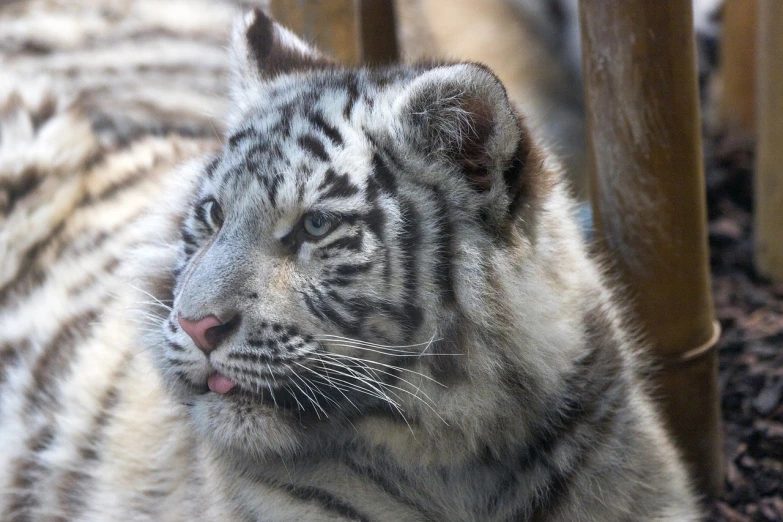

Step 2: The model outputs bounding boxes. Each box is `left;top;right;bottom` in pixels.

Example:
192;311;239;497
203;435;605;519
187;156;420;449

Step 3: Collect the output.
269;0;398;66
579;1;722;498
755;0;783;282
720;0;758;134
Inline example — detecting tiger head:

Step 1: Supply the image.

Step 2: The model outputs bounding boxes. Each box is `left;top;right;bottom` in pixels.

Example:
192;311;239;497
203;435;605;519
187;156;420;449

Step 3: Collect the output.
143;9;567;463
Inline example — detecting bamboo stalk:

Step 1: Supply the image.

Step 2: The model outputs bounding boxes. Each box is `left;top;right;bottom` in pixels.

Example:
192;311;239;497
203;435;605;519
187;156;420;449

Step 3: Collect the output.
357;0;399;65
270;0;398;66
720;0;758;134
755;0;783;282
579;1;722;498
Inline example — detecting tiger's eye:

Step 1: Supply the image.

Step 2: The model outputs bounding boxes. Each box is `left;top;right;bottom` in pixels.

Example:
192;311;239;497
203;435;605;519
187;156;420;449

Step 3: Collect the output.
202;198;224;228
303;214;331;238
209;201;224;226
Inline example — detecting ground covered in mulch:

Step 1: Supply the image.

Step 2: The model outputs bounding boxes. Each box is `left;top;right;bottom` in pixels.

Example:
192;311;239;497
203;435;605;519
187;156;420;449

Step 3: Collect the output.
706;131;783;521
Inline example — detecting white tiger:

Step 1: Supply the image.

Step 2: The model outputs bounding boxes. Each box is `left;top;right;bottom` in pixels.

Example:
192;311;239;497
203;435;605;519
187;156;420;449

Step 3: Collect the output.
0;9;700;521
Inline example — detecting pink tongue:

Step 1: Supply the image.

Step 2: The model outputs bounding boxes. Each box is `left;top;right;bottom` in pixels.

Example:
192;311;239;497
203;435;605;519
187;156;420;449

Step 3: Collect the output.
208;373;236;394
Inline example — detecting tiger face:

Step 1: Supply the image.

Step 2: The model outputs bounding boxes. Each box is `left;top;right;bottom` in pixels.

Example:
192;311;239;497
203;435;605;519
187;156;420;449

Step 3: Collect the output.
152;10;545;459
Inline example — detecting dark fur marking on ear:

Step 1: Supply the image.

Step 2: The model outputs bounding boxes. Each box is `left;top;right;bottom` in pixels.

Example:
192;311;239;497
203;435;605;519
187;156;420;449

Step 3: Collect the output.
455;96;496;190
504;109;555;224
245;10;274;70
244;9;333;79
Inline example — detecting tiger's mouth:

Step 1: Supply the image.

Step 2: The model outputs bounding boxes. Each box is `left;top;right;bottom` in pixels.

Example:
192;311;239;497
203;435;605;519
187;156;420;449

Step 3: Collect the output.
202;369;337;413
208;372;236;394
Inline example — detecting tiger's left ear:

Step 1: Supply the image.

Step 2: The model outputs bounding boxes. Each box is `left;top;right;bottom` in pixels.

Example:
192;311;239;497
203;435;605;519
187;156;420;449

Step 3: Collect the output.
401;64;546;207
229;9;333;111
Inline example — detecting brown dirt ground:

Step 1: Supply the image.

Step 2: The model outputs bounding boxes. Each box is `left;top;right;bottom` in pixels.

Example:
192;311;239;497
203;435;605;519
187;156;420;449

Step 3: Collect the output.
705;129;783;521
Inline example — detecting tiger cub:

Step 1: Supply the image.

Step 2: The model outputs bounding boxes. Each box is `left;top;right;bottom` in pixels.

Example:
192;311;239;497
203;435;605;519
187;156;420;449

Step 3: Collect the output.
0;9;700;521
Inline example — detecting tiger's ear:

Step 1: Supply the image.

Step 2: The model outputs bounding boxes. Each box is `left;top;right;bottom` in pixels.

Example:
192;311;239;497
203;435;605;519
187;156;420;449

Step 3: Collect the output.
397;64;524;194
230;9;332;108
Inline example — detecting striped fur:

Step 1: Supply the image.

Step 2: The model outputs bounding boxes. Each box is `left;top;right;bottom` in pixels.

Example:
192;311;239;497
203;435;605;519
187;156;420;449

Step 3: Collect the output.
1;7;700;521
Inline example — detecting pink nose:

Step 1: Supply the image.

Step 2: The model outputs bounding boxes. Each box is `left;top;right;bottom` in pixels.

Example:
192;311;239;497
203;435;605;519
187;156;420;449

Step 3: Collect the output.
177;314;225;353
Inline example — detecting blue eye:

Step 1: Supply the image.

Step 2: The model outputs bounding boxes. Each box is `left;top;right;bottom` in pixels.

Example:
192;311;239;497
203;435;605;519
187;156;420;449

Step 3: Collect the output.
303;214;332;238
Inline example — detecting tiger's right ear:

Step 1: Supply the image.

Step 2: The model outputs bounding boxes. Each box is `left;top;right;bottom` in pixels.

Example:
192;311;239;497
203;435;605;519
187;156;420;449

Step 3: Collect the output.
229;10;332;110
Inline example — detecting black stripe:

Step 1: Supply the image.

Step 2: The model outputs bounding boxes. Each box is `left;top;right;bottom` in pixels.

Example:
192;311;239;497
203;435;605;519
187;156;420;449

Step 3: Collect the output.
334;262;373;277
55;355;130;518
281;483;374;522
431;188;456;304
5;305;104;519
0;221;65;307
23;308;102;417
303;293;328;322
83;162;153;203
0;339;29;391
324;277;352;287
310;112;344;147
267;172;282;208
318;169;359;200
342;450;439;521
343;78;359;119
324;231;364;253
228;126;252;149
0;153;157;308
0;166;44;217
0;212;139;309
64;256;121;296
485;306;627;517
309;285;359;335
193;198;211;226
181;227;198;246
396;198;423;336
204;156;220;179
375;301;423;340
298;134;329;162
5;425;53;520
361;205;386;244
371;152;397;195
